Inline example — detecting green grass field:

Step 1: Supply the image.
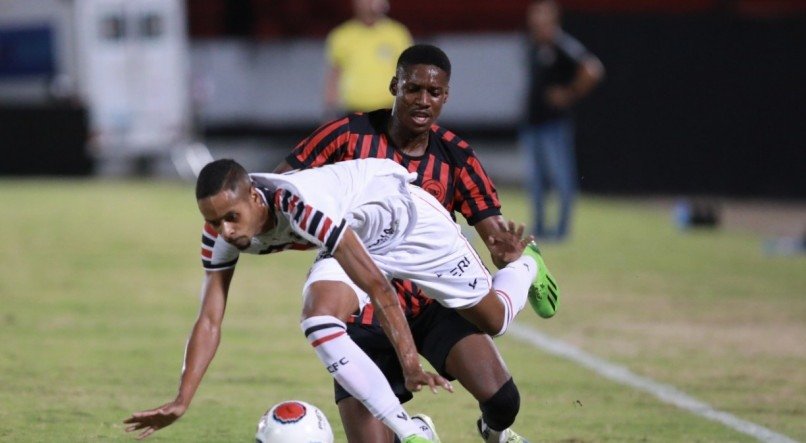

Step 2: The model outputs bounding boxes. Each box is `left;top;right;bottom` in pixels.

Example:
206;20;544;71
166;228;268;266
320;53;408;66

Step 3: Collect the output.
1;179;803;442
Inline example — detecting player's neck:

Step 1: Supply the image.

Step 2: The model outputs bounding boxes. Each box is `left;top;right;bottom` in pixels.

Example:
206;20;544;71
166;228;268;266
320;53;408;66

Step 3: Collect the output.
259;197;277;234
388;121;429;157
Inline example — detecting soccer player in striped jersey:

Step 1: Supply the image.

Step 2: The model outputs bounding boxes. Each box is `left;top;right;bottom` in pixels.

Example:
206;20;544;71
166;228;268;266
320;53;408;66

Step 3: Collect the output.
123;157;541;442
273;45;558;443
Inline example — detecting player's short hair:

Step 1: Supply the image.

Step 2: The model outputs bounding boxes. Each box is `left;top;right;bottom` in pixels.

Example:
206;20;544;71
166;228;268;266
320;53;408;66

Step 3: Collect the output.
196;159;250;200
397;44;451;78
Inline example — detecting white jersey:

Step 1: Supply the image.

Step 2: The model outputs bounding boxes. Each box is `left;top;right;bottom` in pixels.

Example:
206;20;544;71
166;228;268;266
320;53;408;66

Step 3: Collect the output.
201;158;493;310
201;158;417;271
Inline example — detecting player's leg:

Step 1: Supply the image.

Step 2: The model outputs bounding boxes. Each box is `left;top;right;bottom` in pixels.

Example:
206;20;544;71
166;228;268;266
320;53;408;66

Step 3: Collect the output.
519;124;548;238
339;394;396;442
382;186;557;335
335;322;409;443
300;257;429;441
417;304;524;440
547;118;576;240
336;402;440;443
397;245;550;335
411;243;529;336
337;372;441;443
445;335;528;442
379;188;531;335
337;318;441;443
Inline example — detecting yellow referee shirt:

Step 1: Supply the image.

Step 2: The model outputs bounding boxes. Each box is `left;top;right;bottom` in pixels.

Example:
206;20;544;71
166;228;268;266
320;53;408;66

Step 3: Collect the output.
325;18;412;112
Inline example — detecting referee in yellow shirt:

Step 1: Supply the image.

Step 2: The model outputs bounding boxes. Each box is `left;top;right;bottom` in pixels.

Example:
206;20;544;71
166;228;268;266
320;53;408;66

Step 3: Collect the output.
324;0;412;117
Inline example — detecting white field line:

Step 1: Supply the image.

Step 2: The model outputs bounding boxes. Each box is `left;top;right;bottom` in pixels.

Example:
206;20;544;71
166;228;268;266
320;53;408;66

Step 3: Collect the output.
508;323;799;443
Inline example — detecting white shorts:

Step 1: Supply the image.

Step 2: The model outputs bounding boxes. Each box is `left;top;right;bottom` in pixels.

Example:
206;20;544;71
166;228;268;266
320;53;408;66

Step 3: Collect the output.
303;185;492;310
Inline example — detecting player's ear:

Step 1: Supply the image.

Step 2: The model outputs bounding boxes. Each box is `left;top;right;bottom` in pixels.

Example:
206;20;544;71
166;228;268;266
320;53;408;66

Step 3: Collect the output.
389;76;398;96
249;185;261;203
443;86;449;104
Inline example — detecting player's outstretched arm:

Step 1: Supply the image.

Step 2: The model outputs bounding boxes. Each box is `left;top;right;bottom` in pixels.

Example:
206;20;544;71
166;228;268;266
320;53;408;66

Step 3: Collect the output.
332;228;453;395
476;216;534;269
123;269;234;439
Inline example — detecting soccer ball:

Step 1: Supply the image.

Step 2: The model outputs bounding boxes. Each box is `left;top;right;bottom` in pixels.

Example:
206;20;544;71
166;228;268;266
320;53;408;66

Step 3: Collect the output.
255;400;334;443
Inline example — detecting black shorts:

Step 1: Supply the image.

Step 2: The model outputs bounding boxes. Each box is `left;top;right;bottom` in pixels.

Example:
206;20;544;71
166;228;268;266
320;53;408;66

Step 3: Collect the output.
334;302;482;404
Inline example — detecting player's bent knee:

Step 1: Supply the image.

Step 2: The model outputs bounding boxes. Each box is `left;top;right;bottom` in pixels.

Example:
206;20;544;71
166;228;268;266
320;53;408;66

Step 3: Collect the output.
457;299;505;336
479;377;520;431
302;281;360;320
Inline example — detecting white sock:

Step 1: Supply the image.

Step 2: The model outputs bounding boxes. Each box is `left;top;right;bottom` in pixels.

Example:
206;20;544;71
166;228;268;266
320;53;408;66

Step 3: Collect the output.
301;315;424;440
491;255;537;336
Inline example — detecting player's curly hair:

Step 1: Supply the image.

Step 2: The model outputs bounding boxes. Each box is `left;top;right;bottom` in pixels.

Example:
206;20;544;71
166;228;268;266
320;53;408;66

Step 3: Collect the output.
195;159;250;200
396;44;451;78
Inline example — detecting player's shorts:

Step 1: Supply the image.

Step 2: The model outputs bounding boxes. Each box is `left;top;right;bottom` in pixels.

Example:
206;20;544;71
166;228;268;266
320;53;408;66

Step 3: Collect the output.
303;185;493;310
333;301;482;404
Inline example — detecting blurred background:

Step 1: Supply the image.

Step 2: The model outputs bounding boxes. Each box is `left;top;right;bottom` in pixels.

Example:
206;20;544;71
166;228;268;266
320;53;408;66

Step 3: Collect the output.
1;0;804;195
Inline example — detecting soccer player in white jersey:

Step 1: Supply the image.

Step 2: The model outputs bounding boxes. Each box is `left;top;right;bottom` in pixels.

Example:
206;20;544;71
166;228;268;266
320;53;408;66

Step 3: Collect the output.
124;158;548;442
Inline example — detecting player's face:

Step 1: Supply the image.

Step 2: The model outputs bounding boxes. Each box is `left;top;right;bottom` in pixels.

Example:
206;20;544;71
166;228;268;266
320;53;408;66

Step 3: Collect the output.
390;64;449;133
528;1;560;43
198;185;266;250
353;0;388;20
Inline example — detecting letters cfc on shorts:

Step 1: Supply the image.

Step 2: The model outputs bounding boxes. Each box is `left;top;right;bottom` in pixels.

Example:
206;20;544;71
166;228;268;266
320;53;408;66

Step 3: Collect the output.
302;185;492;310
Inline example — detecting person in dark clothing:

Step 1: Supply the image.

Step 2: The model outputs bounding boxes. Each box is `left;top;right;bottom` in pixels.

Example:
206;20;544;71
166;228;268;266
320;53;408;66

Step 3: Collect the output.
521;0;604;241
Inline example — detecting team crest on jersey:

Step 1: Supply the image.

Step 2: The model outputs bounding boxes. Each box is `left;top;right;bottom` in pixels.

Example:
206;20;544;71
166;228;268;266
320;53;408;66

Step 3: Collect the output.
422;179;448;205
272;401;307;424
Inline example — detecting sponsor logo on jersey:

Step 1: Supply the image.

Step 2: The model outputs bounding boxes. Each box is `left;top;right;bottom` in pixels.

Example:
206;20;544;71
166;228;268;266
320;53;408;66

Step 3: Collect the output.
422;179;448;205
368;220;399;248
450;256;471;277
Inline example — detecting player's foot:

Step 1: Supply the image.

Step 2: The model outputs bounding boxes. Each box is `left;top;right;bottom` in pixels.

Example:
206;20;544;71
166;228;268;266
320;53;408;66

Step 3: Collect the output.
412;413;441;443
477;417;530;443
521;241;559;318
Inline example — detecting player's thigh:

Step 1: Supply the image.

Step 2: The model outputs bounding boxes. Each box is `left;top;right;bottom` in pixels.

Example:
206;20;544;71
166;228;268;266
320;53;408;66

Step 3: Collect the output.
415;303;480;378
416;303;511;401
302;256;369;320
445;333;512;402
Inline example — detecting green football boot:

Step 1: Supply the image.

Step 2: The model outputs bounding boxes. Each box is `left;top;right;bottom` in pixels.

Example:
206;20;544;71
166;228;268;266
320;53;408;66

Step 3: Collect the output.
521;242;559;318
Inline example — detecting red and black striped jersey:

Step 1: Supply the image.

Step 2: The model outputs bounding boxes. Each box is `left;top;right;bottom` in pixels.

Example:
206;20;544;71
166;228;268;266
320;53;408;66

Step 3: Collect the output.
286;109;501;325
287;110;501;226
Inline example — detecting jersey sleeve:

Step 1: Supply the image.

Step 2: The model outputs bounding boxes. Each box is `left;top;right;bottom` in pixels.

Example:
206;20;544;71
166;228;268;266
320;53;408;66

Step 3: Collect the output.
200;223;240;271
454;154;502;225
273;188;348;254
285;117;352;169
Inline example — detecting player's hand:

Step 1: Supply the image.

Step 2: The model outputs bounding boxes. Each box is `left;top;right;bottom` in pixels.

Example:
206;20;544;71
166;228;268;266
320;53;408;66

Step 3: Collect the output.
487;220;534;268
404;365;453;395
123;400;187;439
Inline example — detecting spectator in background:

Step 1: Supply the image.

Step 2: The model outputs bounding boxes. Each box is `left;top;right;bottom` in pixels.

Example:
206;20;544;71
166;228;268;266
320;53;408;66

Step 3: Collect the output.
323;0;412;119
521;0;604;241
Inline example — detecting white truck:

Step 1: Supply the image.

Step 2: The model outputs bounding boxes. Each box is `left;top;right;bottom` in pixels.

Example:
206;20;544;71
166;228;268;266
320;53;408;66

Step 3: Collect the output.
0;0;201;175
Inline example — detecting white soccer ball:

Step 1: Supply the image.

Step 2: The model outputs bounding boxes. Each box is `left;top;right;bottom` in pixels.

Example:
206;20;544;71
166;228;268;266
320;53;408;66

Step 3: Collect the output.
255;400;334;443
